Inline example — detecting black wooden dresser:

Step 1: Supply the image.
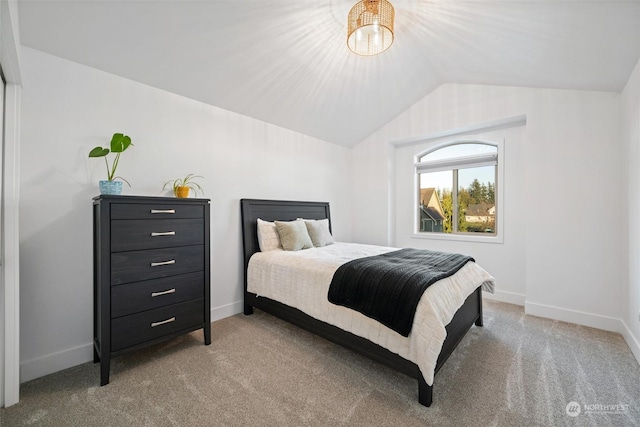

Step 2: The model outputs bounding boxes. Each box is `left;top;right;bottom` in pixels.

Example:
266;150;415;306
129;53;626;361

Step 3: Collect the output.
93;195;211;385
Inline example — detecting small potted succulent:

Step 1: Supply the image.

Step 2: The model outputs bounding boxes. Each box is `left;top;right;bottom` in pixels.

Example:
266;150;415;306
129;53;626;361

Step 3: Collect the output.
89;133;133;195
163;174;204;198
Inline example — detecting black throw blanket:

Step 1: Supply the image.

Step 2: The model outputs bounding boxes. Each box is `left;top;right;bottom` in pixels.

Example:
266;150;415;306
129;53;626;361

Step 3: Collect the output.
327;248;474;337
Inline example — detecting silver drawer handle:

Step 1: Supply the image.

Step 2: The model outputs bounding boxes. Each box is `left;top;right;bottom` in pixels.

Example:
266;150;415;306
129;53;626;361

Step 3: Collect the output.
151;288;176;297
150;259;176;267
151;317;176;327
150;209;175;214
151;231;176;237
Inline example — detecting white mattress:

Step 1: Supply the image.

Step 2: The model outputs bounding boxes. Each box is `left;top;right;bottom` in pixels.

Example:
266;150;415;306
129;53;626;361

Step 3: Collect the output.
247;242;495;386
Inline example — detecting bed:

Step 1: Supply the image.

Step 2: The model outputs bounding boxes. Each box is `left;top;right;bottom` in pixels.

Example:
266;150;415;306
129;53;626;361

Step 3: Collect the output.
240;198;494;407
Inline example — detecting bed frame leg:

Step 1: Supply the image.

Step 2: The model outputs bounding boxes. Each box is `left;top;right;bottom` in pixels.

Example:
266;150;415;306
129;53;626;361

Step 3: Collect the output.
418;375;433;407
244;303;254;315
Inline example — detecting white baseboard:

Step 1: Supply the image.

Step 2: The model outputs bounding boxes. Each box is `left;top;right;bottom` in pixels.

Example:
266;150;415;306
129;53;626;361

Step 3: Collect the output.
525;301;640;367
483;289;526;306
211;301;244;322
620;320;640;365
525;301;624;333
20;342;93;384
20;302;245;384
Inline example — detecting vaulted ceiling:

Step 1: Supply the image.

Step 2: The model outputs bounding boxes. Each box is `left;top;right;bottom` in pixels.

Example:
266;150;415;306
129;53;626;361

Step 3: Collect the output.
17;0;640;147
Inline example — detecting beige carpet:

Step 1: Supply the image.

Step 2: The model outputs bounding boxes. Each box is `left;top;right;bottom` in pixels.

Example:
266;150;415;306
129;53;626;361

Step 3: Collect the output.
1;300;639;426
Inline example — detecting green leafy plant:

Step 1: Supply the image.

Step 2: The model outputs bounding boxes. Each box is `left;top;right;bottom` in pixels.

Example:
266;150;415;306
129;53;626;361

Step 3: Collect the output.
88;133;133;185
163;174;204;197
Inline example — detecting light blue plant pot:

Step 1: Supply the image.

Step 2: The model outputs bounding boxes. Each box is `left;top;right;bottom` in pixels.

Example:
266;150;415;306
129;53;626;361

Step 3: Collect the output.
99;180;123;195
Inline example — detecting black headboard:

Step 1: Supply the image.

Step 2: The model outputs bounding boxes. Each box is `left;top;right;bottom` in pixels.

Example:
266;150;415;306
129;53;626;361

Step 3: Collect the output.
240;199;331;290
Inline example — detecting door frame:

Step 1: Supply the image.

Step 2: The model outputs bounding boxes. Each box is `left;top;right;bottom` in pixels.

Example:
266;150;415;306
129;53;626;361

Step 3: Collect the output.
1;0;23;408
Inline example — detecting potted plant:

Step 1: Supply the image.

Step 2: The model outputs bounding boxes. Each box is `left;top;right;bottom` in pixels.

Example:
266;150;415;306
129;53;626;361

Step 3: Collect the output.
89;133;133;195
163;174;204;198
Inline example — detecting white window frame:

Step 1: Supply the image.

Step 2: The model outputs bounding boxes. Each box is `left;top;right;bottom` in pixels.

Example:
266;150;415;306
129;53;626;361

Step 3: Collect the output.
413;139;504;244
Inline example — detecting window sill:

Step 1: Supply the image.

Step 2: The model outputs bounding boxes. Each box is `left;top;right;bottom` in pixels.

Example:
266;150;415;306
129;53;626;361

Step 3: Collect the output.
411;232;504;244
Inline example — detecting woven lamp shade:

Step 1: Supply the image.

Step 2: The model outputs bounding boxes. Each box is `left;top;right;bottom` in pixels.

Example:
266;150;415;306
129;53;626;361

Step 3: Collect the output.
347;0;395;56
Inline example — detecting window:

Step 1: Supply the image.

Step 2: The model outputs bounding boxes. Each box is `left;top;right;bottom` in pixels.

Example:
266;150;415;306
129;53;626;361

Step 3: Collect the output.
415;142;498;236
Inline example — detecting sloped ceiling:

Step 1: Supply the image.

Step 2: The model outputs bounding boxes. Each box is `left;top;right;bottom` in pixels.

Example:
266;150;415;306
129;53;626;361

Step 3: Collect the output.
17;0;640;147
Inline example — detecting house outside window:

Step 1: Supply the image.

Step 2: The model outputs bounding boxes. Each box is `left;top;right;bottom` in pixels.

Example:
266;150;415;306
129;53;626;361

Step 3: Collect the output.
419;188;445;232
415;142;498;236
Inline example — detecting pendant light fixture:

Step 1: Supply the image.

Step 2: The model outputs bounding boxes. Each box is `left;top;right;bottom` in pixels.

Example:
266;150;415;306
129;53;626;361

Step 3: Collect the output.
347;0;395;56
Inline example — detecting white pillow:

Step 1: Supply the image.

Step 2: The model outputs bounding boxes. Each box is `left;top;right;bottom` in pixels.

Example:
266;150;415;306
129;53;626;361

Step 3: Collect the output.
257;218;282;252
274;220;313;251
304;218;334;247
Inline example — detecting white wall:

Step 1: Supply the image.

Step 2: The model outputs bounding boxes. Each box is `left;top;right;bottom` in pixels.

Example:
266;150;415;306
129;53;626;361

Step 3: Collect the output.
352;83;627;337
18;47;353;382
623;58;640;362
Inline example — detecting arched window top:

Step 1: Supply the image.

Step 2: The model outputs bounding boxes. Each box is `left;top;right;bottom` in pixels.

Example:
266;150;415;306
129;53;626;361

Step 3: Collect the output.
415;142;497;175
418;142;497;163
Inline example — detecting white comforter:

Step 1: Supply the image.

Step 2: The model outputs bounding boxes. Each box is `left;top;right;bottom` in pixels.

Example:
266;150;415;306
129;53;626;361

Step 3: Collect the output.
247;242;495;386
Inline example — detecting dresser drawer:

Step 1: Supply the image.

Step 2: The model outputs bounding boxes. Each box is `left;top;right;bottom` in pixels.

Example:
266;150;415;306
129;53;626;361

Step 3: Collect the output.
111;203;204;220
111;219;204;252
111;272;204;318
111;245;204;285
111;298;204;351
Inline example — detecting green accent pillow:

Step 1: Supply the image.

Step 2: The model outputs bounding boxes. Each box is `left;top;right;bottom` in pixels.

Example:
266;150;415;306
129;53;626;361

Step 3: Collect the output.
274;220;313;251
